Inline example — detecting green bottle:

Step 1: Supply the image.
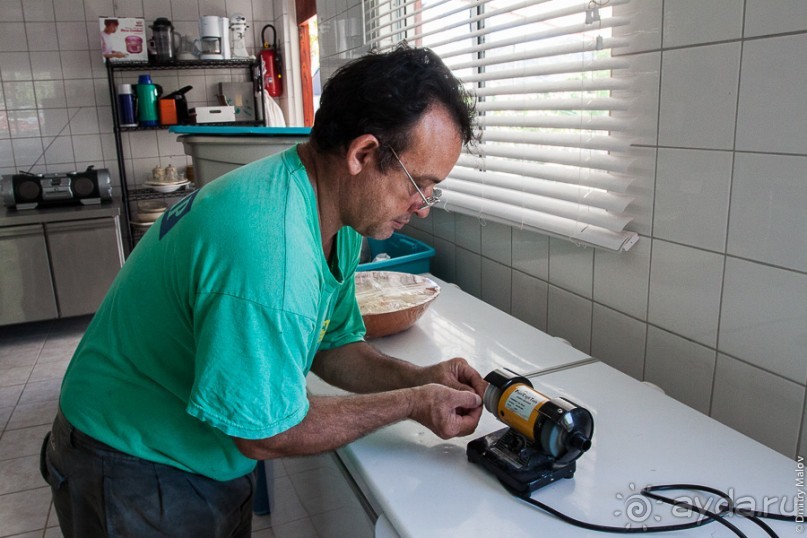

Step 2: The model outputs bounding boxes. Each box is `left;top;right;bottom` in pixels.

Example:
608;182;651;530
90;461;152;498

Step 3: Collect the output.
135;74;162;126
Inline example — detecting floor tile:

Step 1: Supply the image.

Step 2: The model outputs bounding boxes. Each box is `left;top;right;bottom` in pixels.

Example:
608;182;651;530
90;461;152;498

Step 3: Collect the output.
0;424;51;460
0;406;12;431
7;399;58;431
0;486;52;537
266;475;309;526
36;347;77;364
270;517;319;538
0;455;42;495
310;507;374;538
291;466;362;516
0;385;23;410
28;359;70;383
0;364;33;388
17;378;61;406
0;343;40;369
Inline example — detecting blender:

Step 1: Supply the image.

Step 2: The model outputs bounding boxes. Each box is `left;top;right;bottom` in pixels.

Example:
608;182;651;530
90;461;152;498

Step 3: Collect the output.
150;18;180;63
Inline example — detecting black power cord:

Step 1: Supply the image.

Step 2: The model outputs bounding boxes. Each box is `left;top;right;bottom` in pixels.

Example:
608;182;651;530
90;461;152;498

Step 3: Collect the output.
508;482;799;537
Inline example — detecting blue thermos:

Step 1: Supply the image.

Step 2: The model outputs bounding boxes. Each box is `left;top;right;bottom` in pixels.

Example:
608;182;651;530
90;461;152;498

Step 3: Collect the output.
135;74;161;127
117;83;137;127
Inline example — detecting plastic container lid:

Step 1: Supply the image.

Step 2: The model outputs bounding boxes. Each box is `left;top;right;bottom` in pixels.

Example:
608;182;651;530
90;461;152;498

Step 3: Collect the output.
117;83;134;94
138;74;153;85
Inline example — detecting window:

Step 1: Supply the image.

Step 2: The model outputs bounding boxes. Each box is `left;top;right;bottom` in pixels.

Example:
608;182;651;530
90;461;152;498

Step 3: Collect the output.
364;0;638;251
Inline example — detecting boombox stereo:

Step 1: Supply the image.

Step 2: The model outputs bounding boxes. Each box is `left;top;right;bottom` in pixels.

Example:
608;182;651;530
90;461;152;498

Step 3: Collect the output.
2;167;112;210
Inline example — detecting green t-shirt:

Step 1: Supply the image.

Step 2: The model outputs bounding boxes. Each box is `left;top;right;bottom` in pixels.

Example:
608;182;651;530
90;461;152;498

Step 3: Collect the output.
60;146;365;481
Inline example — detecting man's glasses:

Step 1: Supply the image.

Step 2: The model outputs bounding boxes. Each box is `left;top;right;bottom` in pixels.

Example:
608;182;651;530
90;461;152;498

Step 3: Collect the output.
387;147;441;211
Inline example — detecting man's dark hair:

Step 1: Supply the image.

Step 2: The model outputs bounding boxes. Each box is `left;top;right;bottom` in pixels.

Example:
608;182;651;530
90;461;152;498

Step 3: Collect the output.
310;45;477;172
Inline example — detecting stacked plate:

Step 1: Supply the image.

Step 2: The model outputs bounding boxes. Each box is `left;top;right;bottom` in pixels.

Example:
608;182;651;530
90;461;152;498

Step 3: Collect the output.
131;200;167;228
144;178;191;193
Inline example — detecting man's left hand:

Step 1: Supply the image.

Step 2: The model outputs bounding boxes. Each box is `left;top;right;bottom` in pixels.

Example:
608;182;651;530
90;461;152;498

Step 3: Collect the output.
423;358;488;399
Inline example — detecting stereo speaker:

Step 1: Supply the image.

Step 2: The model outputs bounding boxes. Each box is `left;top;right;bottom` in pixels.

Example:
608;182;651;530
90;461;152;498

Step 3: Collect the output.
2;167;112;210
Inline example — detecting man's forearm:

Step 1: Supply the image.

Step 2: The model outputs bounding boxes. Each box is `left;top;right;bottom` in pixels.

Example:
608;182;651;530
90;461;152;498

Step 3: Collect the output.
234;390;415;459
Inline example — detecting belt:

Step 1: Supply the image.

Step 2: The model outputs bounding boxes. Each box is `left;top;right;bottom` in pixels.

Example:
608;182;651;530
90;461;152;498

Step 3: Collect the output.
56;408;124;454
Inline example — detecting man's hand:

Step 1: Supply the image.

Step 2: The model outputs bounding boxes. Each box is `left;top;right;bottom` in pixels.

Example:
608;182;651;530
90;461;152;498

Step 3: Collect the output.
422;357;488;399
407;384;483;439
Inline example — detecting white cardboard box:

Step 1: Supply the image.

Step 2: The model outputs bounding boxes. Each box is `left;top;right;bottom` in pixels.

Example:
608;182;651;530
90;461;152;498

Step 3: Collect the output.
190;106;237;124
99;17;148;62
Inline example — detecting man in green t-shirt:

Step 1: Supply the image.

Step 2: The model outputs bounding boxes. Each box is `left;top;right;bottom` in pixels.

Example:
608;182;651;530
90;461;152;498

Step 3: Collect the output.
42;46;486;537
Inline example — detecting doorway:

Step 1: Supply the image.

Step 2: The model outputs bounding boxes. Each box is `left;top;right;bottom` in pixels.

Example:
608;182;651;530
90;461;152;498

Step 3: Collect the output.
296;1;319;127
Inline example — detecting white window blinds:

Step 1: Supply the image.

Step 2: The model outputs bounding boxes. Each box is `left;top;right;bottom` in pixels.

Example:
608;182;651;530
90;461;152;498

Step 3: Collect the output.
363;0;639;251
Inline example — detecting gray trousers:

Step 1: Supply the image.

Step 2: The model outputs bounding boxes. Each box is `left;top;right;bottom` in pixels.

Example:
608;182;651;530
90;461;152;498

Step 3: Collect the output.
40;410;255;538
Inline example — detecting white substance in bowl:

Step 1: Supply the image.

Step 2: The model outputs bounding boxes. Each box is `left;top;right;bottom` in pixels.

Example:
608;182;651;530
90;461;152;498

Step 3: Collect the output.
355;271;440;338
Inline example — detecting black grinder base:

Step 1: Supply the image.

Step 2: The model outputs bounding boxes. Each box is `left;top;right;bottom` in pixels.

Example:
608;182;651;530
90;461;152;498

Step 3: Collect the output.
467;427;577;496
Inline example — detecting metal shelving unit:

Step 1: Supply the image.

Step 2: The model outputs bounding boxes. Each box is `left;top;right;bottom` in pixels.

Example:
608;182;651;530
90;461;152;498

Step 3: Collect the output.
105;58;261;251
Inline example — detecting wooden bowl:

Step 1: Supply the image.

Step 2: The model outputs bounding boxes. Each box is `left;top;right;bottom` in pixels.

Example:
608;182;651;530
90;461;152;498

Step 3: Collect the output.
355;271;440;339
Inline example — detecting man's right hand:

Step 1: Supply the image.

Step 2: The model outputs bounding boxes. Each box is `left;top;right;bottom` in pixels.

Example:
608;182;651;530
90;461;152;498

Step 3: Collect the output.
407;384;483;439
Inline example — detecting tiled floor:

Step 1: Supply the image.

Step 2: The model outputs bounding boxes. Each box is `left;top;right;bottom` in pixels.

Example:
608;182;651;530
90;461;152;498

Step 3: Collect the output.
0;316;374;538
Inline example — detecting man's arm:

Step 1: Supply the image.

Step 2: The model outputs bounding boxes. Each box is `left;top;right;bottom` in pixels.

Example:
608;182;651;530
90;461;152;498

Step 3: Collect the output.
233;384;482;459
233;341;488;460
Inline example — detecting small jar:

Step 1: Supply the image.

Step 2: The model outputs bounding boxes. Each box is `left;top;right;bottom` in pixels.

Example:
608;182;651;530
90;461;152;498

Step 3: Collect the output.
152;165;165;182
165;164;178;182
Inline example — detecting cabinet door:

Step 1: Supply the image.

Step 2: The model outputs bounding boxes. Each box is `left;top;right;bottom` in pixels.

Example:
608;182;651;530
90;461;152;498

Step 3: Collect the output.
46;217;124;318
0;224;58;325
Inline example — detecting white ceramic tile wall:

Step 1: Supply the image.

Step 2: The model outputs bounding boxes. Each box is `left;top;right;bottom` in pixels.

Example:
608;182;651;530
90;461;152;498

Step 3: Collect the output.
728;153;807;272
548;237;593;299
647;240;724;347
481;258;511;314
654;148;732;252
0;0;281;183
644;326;716;414
658;42;741;150
662;0;744;48
547;285;592;354
592;238;650;320
735;34;807;154
719;257;807;384
711;354;804;456
311;0;807;458
510;270;548;332
591;303;646;380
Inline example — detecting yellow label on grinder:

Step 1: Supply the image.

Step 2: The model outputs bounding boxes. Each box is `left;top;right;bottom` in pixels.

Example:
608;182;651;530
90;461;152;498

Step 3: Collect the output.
497;384;549;441
505;386;544;420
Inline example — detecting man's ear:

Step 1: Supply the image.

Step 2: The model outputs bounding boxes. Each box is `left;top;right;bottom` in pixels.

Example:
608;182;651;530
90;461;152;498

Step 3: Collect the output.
345;134;380;176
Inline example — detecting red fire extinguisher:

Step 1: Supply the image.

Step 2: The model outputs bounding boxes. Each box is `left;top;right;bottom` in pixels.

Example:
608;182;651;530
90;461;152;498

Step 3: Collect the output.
260;24;283;98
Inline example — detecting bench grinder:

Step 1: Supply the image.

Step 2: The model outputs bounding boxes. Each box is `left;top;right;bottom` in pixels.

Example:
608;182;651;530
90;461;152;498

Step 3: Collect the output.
467;368;594;495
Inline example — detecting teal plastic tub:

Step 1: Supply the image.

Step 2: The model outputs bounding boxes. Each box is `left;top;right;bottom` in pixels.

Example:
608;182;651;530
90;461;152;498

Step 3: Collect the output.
358;233;435;274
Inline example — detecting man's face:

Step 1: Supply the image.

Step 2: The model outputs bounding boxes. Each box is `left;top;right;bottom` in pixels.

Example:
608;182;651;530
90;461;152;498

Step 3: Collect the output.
353;104;462;240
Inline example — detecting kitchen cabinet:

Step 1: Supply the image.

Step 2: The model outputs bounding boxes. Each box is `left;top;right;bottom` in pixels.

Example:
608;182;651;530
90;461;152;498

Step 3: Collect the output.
0;204;124;326
46;218;124;318
0;224;58;325
105;59;261;250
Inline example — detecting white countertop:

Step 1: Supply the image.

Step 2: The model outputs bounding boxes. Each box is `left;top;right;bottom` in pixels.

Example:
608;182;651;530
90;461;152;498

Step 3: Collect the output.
306;276;800;537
